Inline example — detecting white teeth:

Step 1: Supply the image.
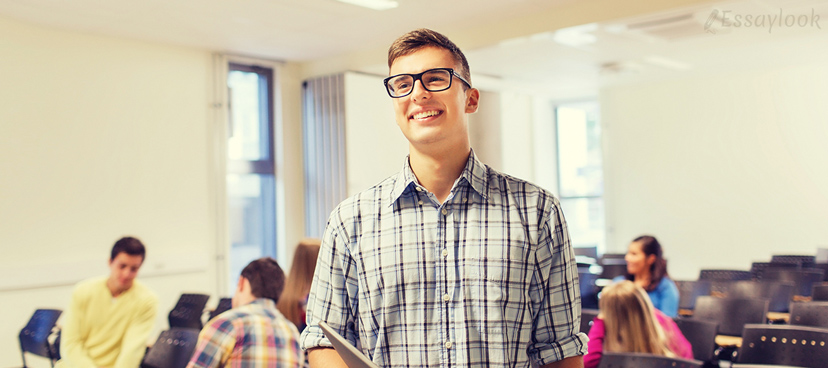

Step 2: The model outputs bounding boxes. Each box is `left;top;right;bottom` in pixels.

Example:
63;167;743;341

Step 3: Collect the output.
412;110;440;119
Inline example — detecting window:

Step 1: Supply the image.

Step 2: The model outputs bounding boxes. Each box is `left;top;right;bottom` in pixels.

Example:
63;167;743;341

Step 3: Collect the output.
226;63;276;292
556;101;605;253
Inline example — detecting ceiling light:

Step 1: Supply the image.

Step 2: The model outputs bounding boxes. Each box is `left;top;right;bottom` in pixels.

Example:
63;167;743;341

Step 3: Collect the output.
336;0;399;10
643;55;692;71
553;23;598;47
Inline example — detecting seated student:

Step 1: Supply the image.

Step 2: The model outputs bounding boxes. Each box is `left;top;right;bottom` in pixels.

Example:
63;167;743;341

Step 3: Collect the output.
584;281;693;368
276;238;321;332
187;257;303;368
59;236;159;368
613;235;680;317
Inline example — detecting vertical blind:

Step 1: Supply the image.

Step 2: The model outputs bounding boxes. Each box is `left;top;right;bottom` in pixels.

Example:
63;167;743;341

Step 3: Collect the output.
302;74;348;238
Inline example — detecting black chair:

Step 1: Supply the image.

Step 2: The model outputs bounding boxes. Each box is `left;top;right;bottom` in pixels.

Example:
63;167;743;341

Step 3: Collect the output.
761;268;824;297
208;297;233;321
750;262;799;280
579;271;600;309
141;328;200;368
168;293;210;330
580;308;599;334
699;269;752;281
692;296;768;336
812;283;828;301
727;281;795;313
675;280;712;311
599;259;627;280
771;255;816;267
19;309;62;368
597;352;703;368
809;263;828;281
736;324;828;368
574;246;598;260
698;270;752;295
788;301;828;328
673;318;719;364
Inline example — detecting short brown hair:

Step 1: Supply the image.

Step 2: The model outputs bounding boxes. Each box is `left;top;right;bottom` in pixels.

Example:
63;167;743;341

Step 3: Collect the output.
387;28;472;86
241;257;285;304
111;236;146;262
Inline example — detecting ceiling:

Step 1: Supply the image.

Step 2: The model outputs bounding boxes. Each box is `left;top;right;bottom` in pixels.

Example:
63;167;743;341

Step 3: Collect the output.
2;0;827;99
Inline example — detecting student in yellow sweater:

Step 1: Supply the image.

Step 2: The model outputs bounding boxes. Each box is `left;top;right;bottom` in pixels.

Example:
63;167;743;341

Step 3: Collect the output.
58;236;159;368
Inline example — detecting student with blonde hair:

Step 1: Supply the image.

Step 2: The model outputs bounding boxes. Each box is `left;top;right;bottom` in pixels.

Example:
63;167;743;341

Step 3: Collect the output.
584;281;692;368
277;238;321;331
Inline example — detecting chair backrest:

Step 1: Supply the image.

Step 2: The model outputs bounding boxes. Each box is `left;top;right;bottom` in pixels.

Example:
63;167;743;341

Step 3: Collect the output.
771;255;816;266
812;283;828;301
209;297;233;321
698;269;752;282
675;280;712;310
673;317;719;362
168;293;210;329
789;301;828;328
574;246;599;260
761;269;825;297
727;281;795;313
692;296;768;336
737;324;828;368
597;352;703;368
19;309;62;367
580;308;599;334
599;260;628;280
141;328;200;368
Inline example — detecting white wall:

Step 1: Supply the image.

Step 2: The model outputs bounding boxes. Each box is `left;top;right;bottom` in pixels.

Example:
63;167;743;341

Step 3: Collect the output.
0;17;215;366
601;62;828;280
343;72;407;195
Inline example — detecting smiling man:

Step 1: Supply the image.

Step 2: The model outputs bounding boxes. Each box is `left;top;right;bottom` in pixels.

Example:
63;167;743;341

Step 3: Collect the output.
59;236;158;368
301;29;587;368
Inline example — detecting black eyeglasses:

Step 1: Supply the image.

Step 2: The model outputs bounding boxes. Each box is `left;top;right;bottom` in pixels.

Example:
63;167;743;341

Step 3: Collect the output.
383;68;472;98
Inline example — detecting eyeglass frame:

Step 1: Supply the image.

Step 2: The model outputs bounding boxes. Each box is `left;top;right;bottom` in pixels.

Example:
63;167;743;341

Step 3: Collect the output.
383;68;472;98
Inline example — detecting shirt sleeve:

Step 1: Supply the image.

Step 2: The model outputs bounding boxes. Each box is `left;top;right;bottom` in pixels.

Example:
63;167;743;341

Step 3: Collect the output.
186;318;238;368
654;278;680;318
114;292;158;368
527;198;589;365
60;284;97;368
583;317;605;368
300;208;359;350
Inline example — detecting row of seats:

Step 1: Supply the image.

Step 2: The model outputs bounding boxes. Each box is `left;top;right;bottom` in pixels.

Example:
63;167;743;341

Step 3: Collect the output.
19;293;232;368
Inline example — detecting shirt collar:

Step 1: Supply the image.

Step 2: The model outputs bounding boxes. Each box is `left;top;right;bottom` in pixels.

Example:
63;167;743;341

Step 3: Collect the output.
389;149;489;206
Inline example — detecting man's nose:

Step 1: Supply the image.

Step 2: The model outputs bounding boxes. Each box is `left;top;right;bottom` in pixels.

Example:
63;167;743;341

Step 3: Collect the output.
410;79;430;100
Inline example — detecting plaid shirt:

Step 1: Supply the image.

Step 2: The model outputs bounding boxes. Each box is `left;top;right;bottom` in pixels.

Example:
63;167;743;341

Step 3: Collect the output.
301;151;587;368
188;298;303;368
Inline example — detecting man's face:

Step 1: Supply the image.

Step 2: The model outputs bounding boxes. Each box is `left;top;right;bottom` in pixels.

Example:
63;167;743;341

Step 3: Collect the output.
108;252;143;292
389;46;478;151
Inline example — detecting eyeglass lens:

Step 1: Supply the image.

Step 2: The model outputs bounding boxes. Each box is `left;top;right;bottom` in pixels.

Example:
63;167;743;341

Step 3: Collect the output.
386;69;452;97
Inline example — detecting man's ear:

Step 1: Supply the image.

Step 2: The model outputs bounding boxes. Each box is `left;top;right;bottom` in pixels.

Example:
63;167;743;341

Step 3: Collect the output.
237;276;247;293
465;88;480;113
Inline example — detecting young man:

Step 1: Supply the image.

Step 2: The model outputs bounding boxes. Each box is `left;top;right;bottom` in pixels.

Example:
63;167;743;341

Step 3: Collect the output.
187;257;303;368
301;29;587;368
59;236;158;368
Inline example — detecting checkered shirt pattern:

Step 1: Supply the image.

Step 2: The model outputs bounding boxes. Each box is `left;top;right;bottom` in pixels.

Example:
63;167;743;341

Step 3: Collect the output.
187;298;303;368
301;151;587;368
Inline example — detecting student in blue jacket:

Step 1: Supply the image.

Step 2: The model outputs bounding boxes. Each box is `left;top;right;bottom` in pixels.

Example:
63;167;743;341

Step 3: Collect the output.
613;235;679;317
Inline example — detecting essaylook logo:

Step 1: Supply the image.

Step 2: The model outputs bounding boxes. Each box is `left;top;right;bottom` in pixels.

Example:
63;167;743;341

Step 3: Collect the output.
705;8;822;34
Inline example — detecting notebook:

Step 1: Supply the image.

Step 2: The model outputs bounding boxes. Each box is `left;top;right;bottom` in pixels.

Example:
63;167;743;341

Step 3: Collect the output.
319;321;379;368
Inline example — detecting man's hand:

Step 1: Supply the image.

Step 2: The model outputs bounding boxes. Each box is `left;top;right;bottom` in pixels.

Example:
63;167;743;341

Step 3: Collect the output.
308;347;349;368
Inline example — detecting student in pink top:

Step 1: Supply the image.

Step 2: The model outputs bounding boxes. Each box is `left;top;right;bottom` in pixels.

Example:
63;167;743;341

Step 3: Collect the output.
584;281;693;368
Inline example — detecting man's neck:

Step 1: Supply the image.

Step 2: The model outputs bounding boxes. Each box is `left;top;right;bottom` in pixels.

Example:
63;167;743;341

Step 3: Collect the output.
106;278;129;298
408;144;471;204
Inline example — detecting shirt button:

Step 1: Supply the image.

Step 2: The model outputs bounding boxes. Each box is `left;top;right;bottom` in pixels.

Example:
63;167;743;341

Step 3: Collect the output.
463;197;468;202
445;341;453;349
416;187;423;192
442;293;450;302
441;209;448;215
418;200;423;205
442;249;448;258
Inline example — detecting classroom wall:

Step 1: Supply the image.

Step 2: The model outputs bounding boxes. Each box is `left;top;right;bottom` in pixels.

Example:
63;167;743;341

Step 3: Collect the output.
0;17;215;366
601;61;828;280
